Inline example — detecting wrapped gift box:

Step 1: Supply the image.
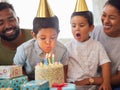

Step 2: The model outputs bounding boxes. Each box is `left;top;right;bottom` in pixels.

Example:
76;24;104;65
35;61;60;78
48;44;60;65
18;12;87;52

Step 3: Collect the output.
0;65;22;79
21;80;49;90
0;75;28;90
50;83;76;90
0;79;10;88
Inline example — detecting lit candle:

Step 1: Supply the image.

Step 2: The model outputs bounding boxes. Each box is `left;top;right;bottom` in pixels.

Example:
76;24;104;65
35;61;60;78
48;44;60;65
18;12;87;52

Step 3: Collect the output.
40;62;43;67
52;54;55;64
44;54;48;66
48;53;51;64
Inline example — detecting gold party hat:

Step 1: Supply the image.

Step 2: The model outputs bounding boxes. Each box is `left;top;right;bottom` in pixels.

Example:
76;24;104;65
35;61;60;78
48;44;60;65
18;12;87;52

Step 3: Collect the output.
36;0;54;18
74;0;88;12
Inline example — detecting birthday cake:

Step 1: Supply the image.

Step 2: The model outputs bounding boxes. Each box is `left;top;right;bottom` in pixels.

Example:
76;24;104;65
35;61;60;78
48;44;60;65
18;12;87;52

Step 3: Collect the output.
35;54;64;86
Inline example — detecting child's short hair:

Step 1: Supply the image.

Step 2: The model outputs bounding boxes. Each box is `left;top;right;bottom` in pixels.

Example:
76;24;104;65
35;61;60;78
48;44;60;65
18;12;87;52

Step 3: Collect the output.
33;16;59;34
71;11;94;26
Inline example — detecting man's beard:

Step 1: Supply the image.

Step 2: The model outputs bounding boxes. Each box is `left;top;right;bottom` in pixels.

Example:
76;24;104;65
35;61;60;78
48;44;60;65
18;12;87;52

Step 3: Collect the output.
0;27;20;41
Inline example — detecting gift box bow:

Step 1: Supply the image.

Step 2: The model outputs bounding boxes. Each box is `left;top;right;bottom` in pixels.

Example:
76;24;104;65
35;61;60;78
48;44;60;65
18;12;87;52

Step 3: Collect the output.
52;83;67;90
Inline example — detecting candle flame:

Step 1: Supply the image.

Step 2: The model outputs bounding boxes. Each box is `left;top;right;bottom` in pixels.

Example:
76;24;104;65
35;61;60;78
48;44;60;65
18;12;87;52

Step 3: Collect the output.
45;53;48;58
52;54;54;57
48;53;51;58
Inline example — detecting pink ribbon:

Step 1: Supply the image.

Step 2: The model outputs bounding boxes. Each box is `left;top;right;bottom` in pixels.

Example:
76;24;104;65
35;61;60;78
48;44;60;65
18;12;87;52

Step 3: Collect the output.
52;83;67;90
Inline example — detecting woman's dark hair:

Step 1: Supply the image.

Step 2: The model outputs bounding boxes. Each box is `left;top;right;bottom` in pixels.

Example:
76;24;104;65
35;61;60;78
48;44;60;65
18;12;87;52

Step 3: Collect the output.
104;0;120;13
71;11;94;26
33;16;59;34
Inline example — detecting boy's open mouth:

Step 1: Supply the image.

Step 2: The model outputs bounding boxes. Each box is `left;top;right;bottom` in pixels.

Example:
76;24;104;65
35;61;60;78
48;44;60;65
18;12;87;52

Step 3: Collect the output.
76;33;81;37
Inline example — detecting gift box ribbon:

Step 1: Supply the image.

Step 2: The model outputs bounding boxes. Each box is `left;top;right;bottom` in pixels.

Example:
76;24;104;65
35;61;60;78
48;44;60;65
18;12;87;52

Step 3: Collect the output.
52;83;67;90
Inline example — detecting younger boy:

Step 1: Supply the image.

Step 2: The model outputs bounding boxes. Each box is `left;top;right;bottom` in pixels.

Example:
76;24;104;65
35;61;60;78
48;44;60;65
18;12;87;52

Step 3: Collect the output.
66;0;111;90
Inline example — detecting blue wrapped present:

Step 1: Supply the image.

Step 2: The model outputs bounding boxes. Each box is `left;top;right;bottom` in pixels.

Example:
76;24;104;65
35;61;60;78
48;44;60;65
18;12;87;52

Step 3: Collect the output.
0;79;11;88
0;75;28;90
21;80;49;90
50;83;76;90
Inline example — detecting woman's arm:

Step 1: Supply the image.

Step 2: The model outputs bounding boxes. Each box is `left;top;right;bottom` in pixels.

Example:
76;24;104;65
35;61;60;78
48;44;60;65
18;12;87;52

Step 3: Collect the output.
99;62;112;90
